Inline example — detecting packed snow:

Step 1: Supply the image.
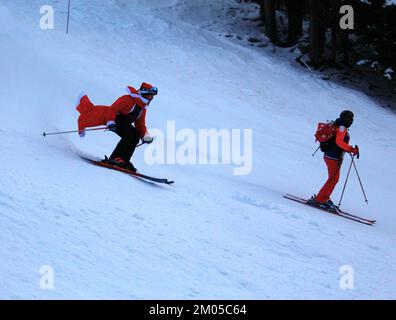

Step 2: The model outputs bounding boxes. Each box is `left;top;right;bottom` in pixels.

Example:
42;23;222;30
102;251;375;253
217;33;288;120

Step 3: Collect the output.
0;0;395;299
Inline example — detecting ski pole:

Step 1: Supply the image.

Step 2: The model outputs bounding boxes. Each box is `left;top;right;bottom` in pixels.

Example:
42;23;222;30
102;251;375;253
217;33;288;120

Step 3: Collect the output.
136;141;146;148
312;146;320;157
66;0;71;34
136;137;155;148
351;155;368;204
42;127;107;137
338;154;354;207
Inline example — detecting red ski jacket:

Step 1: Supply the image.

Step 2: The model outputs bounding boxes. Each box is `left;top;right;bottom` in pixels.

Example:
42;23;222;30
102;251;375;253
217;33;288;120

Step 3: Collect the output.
324;126;354;160
76;86;150;137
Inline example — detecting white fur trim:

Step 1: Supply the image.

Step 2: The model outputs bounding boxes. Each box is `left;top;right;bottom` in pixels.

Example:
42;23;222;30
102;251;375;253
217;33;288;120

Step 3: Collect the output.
125;87;149;103
131;92;149;104
136;109;143;120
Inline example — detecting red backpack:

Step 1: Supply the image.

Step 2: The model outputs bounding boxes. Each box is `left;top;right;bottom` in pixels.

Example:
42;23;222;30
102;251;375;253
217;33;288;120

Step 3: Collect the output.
315;121;336;144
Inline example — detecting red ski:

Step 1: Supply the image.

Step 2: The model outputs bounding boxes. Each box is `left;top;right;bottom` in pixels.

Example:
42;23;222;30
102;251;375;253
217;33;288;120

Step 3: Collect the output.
80;156;174;185
283;194;376;226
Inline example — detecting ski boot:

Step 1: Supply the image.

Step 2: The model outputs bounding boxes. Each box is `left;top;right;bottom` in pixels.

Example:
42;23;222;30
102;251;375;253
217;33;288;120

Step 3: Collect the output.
307;196;339;212
307;195;320;206
322;199;339;212
102;156;127;168
125;161;137;173
102;156;137;172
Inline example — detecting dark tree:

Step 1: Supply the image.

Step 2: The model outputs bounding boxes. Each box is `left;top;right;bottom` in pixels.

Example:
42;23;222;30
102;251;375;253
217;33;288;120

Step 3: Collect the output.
262;0;278;42
327;0;340;63
254;0;396;92
309;0;327;67
284;0;304;45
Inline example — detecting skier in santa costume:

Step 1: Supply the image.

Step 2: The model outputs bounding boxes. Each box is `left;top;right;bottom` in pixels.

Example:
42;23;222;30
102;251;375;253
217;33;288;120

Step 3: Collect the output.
309;110;359;210
76;83;158;172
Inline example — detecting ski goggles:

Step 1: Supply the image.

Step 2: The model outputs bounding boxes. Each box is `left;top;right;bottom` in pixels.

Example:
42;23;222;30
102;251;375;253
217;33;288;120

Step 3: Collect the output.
140;87;158;95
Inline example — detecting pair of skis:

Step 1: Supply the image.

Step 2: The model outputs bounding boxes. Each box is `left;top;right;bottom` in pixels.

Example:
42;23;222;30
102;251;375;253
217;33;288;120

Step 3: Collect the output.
80;156;174;185
80;157;375;225
283;194;376;226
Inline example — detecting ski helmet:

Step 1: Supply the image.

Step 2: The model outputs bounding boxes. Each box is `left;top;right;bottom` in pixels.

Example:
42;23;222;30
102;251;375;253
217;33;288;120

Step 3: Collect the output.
340;110;354;128
139;82;158;96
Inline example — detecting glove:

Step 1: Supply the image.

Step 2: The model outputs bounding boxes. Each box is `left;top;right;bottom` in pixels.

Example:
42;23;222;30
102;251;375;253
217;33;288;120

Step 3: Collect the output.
107;123;117;132
143;134;154;144
350;145;359;158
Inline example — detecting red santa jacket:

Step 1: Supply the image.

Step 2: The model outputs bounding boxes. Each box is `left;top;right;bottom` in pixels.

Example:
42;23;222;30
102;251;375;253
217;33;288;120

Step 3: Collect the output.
76;86;150;137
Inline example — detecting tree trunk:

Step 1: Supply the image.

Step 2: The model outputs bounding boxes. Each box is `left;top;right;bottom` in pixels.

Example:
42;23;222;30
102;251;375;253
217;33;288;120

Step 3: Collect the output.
309;0;326;67
285;0;304;45
263;0;278;42
329;0;340;63
339;30;350;65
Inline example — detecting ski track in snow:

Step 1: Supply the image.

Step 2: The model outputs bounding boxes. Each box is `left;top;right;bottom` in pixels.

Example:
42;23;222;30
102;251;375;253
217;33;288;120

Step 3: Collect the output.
0;0;395;299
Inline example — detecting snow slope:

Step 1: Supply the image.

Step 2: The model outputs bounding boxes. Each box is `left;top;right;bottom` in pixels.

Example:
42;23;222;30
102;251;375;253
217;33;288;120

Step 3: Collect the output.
0;0;395;299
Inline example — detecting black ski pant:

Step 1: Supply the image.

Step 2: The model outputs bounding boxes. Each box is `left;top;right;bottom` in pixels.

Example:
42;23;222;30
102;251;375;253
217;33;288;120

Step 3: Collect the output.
109;115;141;162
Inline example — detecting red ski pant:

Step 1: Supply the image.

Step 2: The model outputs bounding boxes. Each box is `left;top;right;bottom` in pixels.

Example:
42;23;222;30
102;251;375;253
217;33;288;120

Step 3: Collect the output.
315;157;342;203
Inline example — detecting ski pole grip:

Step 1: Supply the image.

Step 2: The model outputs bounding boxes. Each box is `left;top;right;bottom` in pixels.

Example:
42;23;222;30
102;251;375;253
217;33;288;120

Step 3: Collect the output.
355;145;360;159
